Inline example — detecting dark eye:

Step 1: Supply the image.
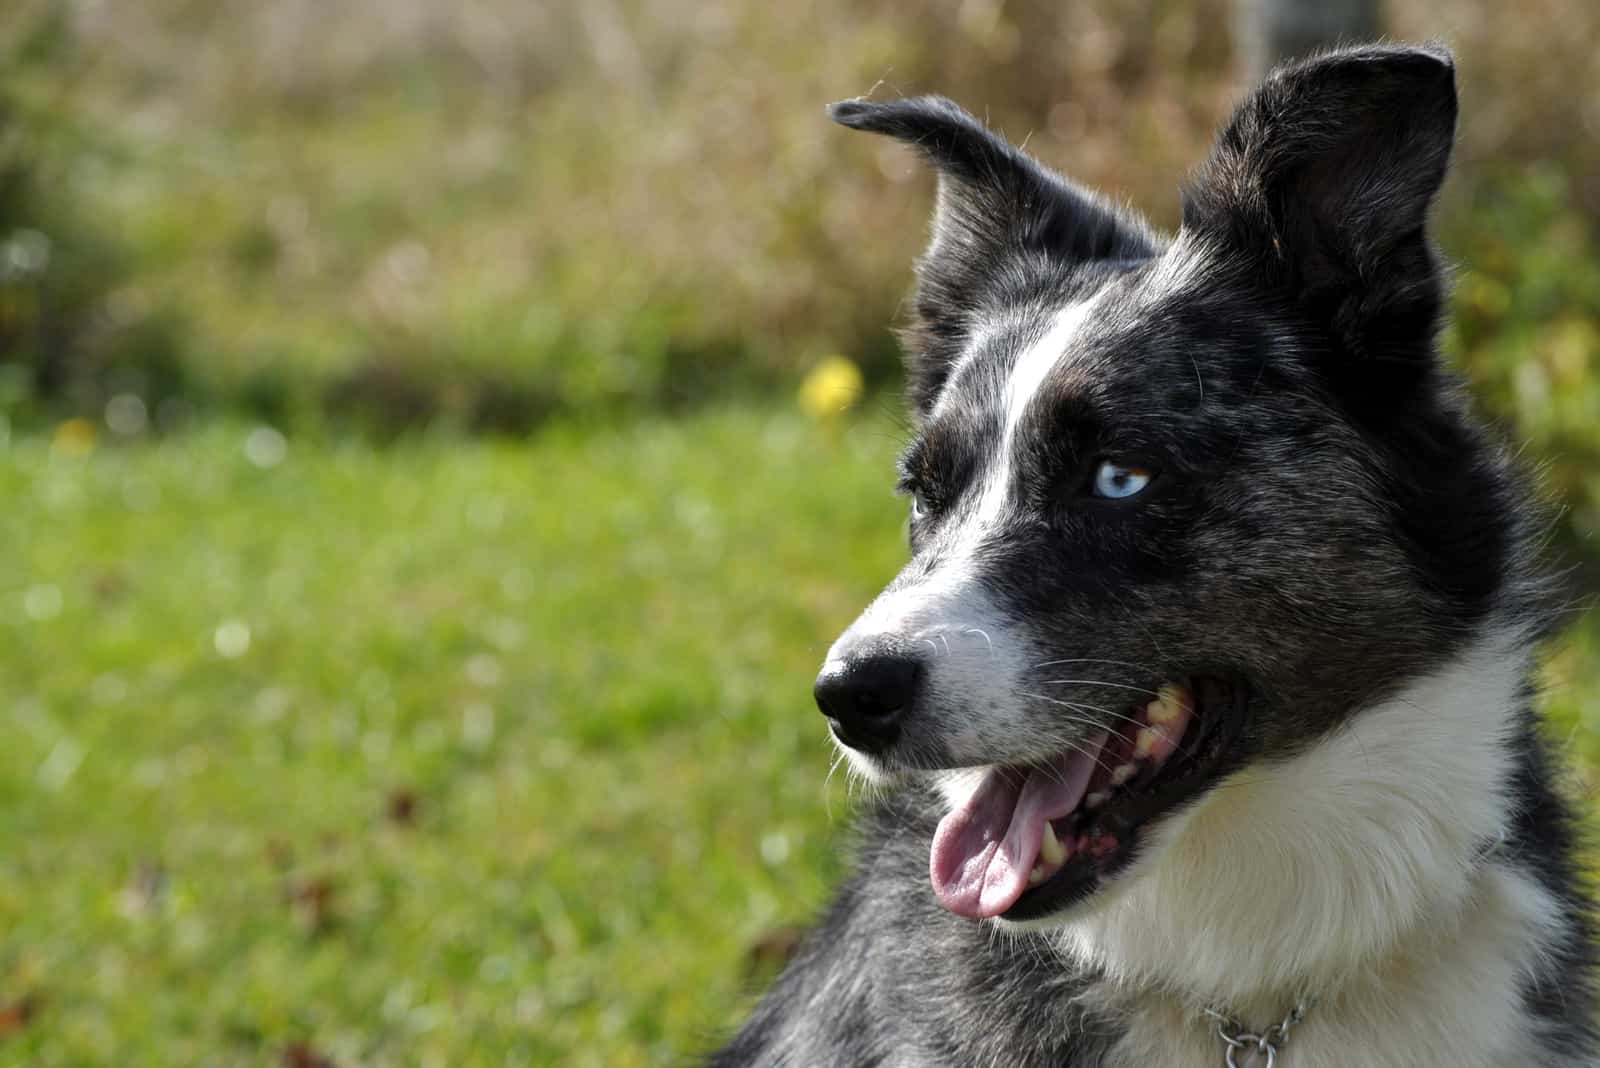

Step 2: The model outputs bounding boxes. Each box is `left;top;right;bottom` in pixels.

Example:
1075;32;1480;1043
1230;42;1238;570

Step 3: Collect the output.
910;491;932;521
1091;460;1153;500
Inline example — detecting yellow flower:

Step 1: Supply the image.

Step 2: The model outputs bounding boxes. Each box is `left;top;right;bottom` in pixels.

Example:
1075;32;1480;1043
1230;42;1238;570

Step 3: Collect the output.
52;418;96;457
798;355;864;420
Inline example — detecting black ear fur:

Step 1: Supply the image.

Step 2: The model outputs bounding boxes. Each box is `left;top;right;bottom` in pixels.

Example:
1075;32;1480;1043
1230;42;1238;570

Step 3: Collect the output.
831;96;1155;414
1181;44;1458;370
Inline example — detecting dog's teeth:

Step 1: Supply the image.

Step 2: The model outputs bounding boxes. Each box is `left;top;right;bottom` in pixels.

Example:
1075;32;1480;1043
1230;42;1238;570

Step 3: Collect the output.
1146;684;1191;726
1040;822;1067;866
1029;863;1050;886
1133;727;1160;759
1109;763;1136;787
1084;791;1108;810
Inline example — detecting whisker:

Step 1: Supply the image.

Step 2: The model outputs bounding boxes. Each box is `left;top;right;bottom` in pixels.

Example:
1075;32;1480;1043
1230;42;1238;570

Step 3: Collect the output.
1018;691;1145;737
1035;695;1147;725
962;627;994;655
1059;739;1116;776
1031;657;1147;671
823;749;848;818
1020;754;1081;791
1020;733;1116;783
1027;759;1073;789
1012;702;1130;766
1038;678;1163;700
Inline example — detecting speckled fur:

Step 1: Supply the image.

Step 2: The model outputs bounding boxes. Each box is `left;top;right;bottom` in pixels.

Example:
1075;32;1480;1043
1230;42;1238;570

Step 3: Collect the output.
704;44;1598;1067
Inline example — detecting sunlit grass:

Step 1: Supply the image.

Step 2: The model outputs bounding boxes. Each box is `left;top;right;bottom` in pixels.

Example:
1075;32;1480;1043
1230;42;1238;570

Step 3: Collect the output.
0;405;908;1066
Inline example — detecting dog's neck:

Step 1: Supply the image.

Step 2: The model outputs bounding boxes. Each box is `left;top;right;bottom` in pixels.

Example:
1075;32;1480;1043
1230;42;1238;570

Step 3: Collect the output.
1089;859;1563;1067
1052;625;1567;1063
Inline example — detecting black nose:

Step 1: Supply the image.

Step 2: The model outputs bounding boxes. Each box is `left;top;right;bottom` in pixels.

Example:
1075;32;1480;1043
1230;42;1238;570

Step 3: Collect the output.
813;653;919;754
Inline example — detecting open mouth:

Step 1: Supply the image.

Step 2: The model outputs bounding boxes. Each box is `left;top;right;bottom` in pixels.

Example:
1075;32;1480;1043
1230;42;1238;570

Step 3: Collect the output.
929;675;1246;921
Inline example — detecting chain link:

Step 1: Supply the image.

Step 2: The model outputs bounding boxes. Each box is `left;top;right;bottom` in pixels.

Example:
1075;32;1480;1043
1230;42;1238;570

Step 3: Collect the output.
1203;998;1314;1068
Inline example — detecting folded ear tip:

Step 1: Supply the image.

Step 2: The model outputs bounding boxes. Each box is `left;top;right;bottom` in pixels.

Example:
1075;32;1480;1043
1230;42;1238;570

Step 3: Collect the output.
1418;39;1454;64
1288;41;1455;81
1368;40;1454;66
828;99;872;127
1397;41;1456;84
828;95;969;132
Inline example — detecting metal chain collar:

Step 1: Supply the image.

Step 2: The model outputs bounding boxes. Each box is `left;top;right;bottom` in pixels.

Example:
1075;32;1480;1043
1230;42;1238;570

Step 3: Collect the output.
1202;997;1315;1068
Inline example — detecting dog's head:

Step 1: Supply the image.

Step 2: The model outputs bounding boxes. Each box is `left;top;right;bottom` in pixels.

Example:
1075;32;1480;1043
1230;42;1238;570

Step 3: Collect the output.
819;45;1532;937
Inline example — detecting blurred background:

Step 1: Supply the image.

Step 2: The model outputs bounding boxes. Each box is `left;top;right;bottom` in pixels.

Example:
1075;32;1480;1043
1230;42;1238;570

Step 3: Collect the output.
0;1;1596;1064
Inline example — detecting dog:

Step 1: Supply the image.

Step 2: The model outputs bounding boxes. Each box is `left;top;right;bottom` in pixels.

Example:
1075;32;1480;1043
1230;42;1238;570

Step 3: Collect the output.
705;43;1598;1067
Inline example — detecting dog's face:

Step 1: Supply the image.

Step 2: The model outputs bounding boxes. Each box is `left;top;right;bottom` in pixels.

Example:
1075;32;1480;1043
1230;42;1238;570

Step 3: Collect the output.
819;47;1522;924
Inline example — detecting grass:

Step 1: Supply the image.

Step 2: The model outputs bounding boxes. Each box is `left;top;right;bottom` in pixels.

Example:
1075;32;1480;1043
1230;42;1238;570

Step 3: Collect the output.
0;405;909;1066
1;402;1596;1066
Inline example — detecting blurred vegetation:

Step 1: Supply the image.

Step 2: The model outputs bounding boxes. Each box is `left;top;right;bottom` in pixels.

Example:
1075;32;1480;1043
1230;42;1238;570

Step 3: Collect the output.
2;0;1597;544
0;6;1591;399
0;1;1597;1063
1447;172;1600;574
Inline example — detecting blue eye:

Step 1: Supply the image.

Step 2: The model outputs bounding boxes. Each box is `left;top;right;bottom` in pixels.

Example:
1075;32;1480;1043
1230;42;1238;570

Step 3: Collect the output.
910;492;930;520
1092;461;1153;500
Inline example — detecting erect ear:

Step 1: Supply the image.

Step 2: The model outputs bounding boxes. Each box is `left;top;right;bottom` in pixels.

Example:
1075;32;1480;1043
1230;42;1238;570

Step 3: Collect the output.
830;95;1156;415
1181;44;1458;369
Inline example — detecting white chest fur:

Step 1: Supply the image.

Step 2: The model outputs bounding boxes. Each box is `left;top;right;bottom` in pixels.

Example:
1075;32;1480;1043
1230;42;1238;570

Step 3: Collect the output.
1047;627;1585;1066
1100;863;1570;1067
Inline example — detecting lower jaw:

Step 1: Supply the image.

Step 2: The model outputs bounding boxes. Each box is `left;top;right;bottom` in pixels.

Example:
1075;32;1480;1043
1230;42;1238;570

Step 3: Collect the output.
1000;831;1140;921
999;674;1251;922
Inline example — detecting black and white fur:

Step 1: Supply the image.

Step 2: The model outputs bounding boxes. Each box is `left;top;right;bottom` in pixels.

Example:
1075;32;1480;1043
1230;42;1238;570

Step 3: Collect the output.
706;44;1598;1066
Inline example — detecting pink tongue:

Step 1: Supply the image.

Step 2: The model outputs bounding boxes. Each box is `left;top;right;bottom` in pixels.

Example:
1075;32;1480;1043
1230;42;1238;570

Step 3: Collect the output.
928;735;1105;919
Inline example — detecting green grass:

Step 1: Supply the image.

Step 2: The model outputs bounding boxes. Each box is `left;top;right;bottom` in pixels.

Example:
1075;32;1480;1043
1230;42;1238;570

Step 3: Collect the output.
0;405;910;1066
1;403;1596;1066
